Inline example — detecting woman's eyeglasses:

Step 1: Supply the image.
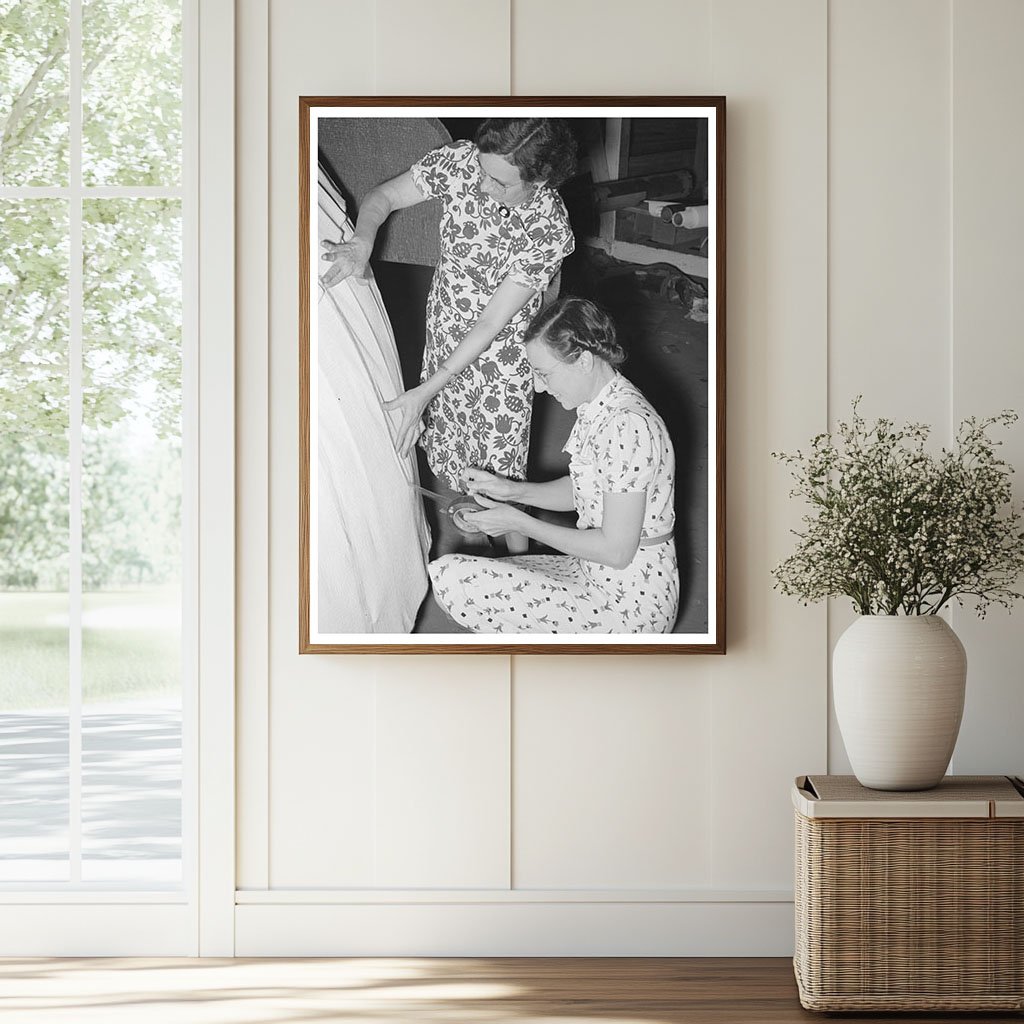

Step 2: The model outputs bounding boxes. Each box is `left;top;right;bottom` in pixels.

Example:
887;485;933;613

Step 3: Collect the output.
479;168;516;195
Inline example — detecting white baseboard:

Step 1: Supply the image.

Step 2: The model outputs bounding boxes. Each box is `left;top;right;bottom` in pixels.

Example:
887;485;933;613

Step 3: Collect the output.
235;897;795;956
0;904;195;956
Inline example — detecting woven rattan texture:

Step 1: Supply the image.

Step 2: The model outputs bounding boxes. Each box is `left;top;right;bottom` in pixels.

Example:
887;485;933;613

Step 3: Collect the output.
806;774;1023;803
794;812;1024;1011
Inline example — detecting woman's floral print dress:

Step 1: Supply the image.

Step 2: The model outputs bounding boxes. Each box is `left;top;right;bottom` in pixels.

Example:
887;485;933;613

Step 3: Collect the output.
429;375;680;634
409;140;574;488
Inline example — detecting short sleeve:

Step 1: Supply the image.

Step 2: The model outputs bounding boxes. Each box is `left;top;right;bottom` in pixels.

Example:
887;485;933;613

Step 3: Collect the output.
409;140;474;199
595;412;658;494
506;199;575;292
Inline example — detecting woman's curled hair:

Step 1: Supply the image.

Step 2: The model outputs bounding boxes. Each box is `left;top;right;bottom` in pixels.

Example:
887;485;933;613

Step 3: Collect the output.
475;118;577;188
523;296;626;367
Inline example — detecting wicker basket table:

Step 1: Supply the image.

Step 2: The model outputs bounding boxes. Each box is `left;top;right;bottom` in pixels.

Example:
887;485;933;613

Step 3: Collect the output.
793;774;1024;1012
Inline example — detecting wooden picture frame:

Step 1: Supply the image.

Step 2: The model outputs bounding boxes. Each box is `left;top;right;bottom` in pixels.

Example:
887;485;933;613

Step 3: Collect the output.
300;97;725;653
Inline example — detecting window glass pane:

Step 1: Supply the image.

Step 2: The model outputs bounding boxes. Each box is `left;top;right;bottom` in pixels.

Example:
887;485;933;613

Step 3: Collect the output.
0;0;70;186
81;198;182;883
0;706;69;881
0;199;70;880
82;687;181;883
82;0;181;187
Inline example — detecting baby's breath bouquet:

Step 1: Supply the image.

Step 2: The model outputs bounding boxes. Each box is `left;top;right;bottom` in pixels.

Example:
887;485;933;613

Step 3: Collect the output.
773;401;1024;617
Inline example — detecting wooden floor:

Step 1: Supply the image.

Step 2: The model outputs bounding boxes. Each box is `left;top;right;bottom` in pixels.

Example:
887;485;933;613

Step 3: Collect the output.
0;957;1020;1023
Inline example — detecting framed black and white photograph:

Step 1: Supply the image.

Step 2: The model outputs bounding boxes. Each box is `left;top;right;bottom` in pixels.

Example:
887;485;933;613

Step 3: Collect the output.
299;97;725;653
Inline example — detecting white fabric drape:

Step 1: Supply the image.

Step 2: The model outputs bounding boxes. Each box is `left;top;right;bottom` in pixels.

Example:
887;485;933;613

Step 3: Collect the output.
315;167;430;633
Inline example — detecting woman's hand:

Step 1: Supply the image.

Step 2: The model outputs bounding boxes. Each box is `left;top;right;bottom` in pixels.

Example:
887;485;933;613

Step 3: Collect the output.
320;237;371;288
383;386;430;457
461;494;527;537
463;467;522;503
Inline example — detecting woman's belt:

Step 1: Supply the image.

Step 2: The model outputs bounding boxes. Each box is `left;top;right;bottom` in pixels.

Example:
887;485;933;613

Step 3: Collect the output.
639;531;674;547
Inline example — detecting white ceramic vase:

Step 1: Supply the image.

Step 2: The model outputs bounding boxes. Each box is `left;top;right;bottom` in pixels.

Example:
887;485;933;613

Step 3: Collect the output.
833;615;967;791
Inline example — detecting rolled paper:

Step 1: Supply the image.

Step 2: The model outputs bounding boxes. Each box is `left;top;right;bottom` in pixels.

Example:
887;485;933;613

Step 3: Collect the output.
672;205;709;228
645;200;678;218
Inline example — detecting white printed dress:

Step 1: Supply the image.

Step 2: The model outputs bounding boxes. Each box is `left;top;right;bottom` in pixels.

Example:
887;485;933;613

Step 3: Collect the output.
429;375;680;634
409;140;574;488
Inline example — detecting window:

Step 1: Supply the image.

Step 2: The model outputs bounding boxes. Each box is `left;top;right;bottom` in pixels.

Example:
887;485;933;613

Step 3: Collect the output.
0;0;192;890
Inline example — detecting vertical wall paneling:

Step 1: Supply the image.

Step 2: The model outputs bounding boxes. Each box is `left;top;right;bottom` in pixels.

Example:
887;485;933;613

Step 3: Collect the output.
197;0;237;955
375;0;511;95
374;664;511;888
511;0;712;95
369;0;515;893
265;0;377;887
828;0;950;424
270;671;379;887
510;0;722;902
513;658;713;889
827;0;951;773
264;0;514;891
236;0;270;892
949;0;1024;777
708;0;828;889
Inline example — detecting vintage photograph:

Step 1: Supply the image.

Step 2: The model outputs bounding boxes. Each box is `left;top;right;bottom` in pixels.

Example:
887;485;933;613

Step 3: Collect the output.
300;99;725;653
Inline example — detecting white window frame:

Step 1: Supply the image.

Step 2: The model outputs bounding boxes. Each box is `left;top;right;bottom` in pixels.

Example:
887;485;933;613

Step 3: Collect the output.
0;0;234;956
194;0;236;958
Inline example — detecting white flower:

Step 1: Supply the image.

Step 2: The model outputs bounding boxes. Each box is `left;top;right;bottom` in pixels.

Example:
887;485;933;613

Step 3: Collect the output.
772;401;1024;617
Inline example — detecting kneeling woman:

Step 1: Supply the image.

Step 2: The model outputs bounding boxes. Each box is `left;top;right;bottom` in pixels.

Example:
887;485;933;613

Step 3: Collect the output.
429;297;679;634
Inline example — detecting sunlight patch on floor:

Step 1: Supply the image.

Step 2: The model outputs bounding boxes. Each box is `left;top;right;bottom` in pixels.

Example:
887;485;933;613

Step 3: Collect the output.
0;957;684;1023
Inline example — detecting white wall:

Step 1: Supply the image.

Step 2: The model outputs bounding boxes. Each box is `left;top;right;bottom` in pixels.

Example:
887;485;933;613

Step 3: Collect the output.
234;0;1024;955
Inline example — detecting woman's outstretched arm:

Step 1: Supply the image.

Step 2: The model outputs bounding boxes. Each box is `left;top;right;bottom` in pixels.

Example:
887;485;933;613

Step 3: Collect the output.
468;490;647;570
384;275;538;456
320;170;424;287
464;468;575;512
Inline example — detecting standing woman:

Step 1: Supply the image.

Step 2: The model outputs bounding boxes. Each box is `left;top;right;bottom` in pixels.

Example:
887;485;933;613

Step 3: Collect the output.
321;119;577;549
429;298;680;634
